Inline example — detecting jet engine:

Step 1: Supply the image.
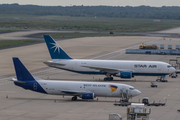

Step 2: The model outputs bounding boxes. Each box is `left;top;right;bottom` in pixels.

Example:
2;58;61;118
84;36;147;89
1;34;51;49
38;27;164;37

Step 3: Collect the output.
114;71;132;78
81;93;94;99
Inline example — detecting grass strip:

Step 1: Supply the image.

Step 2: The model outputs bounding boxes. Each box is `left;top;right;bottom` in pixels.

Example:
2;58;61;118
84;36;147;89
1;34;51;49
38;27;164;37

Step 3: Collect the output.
0;40;40;48
48;33;138;39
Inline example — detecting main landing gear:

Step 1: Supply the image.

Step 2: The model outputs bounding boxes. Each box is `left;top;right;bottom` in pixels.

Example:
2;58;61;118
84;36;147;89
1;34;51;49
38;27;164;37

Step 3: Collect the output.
104;74;114;81
104;77;113;81
72;96;77;101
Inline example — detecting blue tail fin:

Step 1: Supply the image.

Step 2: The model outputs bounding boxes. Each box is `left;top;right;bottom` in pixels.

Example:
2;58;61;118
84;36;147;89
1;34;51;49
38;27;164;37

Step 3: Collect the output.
13;57;35;81
43;35;72;59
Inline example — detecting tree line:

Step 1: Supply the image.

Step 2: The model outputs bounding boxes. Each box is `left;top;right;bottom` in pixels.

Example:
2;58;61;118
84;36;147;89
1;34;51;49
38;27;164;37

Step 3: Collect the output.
1;3;180;20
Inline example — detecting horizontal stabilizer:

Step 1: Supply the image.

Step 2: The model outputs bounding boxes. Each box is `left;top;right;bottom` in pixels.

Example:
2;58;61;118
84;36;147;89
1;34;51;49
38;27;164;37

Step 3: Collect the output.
44;61;65;67
14;81;26;84
12;78;26;84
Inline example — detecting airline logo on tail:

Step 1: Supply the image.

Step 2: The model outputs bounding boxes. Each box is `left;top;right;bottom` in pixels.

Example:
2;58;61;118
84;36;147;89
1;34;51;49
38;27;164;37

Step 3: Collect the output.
109;85;118;92
50;42;61;53
44;35;72;59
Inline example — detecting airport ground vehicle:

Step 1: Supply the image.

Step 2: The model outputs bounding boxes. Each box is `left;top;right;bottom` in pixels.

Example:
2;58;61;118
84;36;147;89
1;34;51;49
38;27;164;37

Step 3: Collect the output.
151;82;157;87
139;44;158;49
127;103;151;120
156;76;168;82
114;103;151;120
142;97;166;106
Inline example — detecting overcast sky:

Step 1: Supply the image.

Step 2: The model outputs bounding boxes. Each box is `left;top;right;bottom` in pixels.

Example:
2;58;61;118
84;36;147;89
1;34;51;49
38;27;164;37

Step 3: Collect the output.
1;0;180;7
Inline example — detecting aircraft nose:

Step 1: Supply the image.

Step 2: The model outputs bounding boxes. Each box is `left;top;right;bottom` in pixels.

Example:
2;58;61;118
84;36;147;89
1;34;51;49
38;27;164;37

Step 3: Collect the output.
131;89;141;97
172;67;176;73
134;89;141;96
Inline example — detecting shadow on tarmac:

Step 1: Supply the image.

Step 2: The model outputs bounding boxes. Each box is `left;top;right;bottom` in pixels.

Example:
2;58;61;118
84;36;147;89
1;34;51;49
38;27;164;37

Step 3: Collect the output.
9;97;118;103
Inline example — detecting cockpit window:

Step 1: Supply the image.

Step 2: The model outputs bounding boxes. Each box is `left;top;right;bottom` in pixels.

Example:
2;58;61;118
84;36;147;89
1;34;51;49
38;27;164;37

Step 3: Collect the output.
167;65;172;68
129;87;135;90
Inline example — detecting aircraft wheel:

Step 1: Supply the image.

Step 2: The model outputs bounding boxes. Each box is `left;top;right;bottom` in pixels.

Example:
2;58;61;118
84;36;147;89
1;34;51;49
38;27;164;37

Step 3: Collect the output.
104;77;113;81
72;96;77;101
108;77;113;81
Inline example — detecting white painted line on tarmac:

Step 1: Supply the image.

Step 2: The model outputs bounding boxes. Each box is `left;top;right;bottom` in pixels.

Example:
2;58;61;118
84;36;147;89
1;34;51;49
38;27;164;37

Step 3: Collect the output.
92;40;155;59
91;44;139;59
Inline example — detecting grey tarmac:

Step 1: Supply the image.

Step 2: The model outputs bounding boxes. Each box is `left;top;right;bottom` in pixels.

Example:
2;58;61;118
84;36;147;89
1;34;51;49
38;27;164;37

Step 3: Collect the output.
0;34;180;120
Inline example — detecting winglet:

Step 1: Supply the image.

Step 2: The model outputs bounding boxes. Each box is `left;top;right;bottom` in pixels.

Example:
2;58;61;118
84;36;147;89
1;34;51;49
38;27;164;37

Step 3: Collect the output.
43;35;72;59
13;57;35;81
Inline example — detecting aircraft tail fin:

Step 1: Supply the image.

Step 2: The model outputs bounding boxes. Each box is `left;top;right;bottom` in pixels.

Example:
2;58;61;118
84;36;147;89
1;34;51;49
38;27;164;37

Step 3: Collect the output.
13;57;35;81
43;35;72;59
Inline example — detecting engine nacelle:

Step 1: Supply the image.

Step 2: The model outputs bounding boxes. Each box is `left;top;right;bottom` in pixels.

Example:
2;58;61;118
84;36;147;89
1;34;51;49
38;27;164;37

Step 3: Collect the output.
114;71;132;78
81;93;94;99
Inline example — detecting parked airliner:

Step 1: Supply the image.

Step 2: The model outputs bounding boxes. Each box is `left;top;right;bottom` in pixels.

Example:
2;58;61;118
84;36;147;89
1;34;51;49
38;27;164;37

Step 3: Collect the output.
12;57;141;101
43;35;176;81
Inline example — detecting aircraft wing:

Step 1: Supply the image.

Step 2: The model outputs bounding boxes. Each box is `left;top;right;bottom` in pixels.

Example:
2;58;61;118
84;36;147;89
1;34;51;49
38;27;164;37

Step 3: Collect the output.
60;90;87;95
82;65;133;74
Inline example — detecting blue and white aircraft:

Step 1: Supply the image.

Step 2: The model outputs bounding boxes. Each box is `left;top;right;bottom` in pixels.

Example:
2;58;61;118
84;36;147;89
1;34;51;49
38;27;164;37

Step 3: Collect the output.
43;35;176;81
12;57;141;101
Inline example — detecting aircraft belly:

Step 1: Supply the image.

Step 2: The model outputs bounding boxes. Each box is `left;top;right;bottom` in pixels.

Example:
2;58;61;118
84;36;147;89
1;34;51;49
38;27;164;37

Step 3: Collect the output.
132;72;168;76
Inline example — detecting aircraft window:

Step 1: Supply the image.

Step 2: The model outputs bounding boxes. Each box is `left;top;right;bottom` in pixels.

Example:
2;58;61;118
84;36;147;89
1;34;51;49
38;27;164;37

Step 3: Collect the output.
129;88;135;90
167;65;172;68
